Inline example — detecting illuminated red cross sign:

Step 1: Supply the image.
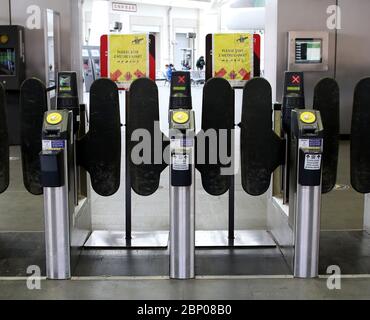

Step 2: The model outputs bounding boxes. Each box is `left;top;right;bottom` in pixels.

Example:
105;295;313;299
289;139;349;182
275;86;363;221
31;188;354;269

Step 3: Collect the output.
178;76;186;84
292;75;301;84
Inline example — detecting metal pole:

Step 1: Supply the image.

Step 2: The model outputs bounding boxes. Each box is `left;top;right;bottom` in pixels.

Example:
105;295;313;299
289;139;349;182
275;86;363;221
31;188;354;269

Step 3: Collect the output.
170;182;195;279
43;145;71;280
294;185;321;278
125;91;132;242
228;175;235;241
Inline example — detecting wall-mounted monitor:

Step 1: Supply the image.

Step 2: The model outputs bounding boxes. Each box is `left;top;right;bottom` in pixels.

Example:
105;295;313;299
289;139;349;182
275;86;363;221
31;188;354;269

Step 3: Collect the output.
288;31;329;72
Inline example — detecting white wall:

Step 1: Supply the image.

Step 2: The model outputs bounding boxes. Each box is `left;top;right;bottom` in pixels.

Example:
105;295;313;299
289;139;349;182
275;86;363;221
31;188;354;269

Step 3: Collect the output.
0;0;10;25
265;0;336;105
84;0;201;71
336;0;370;134
265;0;370;134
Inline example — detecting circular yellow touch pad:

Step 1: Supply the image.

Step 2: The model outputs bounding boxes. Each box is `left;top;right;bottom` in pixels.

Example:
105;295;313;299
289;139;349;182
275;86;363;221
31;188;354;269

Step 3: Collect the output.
172;111;189;124
300;112;316;124
0;35;8;44
47;112;63;125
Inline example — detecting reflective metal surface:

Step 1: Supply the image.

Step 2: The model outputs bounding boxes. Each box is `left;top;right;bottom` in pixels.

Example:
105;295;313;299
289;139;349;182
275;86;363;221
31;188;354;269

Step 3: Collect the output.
195;230;276;247
44;187;71;279
84;231;169;248
364;194;370;233
294;185;321;278
170;184;195;279
43;144;71;279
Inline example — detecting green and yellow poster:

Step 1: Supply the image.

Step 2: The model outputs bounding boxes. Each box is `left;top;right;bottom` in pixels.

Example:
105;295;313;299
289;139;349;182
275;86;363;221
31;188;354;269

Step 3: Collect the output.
108;34;149;88
213;33;253;86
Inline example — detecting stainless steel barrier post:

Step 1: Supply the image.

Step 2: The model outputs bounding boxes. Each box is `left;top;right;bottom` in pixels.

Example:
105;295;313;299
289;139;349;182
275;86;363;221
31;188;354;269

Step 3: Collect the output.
289;110;324;278
40;110;74;279
169;110;195;279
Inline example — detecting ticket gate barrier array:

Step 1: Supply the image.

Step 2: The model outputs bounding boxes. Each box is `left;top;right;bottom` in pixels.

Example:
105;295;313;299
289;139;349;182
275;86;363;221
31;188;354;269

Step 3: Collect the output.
125;72;339;279
20;72;121;279
16;69;340;280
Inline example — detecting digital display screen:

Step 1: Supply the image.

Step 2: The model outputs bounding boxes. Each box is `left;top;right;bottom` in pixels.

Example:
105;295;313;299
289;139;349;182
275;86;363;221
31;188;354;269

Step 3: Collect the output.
59;75;71;91
0;48;16;76
295;38;322;64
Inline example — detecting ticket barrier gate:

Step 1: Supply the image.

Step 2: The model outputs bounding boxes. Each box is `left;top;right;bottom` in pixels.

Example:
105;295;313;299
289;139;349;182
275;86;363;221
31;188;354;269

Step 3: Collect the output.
40;110;74;279
126;73;338;279
289;110;323;277
168;72;195;279
240;75;339;278
20;72;121;279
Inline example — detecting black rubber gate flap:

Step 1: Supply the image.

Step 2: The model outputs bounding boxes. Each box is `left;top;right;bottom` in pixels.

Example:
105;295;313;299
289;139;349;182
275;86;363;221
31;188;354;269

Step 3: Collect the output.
196;77;235;196
20;78;47;195
127;78;168;196
78;79;121;197
351;78;370;194
240;78;284;196
313;78;340;194
0;83;9;194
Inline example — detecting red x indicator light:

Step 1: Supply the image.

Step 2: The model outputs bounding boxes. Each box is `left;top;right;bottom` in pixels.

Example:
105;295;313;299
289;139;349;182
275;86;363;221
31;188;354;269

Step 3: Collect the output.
178;76;186;84
292;75;301;84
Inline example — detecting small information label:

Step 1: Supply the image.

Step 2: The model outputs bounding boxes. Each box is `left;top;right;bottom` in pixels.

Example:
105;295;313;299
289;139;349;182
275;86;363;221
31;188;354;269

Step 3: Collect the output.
304;154;322;170
171;138;193;148
42;140;65;151
299;139;322;149
172;154;189;171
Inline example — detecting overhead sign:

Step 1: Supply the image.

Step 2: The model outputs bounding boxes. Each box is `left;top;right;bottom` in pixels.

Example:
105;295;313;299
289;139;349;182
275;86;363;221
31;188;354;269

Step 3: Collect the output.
212;33;254;87
112;2;137;12
107;34;149;89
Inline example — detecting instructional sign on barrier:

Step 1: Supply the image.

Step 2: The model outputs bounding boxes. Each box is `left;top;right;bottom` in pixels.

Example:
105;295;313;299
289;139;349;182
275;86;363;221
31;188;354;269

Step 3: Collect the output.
212;33;254;87
100;33;156;89
304;154;322;171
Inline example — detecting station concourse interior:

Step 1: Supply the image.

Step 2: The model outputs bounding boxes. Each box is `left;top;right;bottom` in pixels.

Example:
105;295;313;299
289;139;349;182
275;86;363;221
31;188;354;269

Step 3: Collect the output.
0;0;370;300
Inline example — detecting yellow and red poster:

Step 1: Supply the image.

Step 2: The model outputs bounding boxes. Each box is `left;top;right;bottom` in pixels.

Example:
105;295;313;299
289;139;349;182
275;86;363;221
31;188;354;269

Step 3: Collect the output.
213;33;254;86
108;34;149;89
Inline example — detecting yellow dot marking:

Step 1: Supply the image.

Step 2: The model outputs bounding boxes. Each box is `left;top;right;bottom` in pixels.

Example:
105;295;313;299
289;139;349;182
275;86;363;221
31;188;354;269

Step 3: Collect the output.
47;113;63;125
300;112;316;124
0;35;8;44
173;111;189;124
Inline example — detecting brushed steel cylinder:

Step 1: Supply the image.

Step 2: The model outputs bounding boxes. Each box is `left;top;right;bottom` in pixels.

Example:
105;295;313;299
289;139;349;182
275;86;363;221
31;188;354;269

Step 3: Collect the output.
294;185;321;278
43;144;71;280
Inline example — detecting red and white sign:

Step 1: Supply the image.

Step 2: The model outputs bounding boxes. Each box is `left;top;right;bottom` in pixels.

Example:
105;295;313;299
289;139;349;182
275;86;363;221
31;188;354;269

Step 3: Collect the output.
112;2;137;12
